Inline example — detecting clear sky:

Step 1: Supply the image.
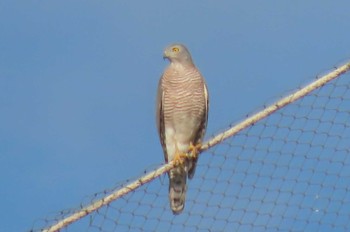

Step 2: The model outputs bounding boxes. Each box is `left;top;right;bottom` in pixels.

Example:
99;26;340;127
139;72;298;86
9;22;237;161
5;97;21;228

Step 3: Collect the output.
1;1;350;231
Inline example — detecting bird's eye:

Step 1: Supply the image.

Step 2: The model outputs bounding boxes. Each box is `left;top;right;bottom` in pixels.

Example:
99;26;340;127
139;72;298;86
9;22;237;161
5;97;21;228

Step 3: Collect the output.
172;47;180;52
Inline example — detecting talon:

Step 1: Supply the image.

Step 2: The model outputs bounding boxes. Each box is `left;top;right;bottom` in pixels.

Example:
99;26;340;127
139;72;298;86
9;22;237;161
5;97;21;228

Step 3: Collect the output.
173;152;187;166
188;142;202;159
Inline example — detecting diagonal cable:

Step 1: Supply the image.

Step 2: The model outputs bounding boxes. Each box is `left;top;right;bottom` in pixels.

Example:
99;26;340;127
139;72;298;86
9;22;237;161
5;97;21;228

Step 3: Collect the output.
42;61;350;232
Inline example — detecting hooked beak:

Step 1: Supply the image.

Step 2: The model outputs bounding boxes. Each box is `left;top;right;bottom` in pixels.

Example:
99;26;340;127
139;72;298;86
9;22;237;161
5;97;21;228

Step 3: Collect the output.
163;50;169;60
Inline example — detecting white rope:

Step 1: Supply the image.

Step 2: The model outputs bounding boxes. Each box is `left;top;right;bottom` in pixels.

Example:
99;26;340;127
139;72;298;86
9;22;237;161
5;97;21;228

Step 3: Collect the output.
43;61;350;232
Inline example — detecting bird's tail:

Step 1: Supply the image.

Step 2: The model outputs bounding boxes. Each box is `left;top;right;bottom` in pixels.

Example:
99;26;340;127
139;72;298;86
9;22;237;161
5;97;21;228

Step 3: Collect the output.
168;166;187;215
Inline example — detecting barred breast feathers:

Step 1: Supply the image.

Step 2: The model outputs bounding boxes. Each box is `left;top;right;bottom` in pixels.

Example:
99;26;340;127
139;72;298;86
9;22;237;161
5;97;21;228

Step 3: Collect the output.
161;74;206;124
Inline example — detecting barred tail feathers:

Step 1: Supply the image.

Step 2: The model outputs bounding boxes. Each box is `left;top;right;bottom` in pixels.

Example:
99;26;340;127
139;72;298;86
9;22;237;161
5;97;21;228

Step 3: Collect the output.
168;166;187;215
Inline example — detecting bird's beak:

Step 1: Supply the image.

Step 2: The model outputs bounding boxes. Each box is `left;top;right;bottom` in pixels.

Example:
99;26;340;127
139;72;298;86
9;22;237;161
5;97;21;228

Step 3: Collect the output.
163;50;169;60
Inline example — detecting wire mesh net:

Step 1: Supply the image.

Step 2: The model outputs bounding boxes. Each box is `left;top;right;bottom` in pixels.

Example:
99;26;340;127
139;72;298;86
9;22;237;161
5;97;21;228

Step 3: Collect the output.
31;63;350;232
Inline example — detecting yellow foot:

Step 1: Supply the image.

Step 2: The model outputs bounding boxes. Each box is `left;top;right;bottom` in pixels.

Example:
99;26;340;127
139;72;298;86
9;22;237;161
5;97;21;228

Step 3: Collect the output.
173;152;187;166
188;142;202;159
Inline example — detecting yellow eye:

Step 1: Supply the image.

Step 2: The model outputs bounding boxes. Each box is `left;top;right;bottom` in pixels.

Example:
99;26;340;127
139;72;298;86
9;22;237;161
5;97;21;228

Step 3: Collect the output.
172;47;179;52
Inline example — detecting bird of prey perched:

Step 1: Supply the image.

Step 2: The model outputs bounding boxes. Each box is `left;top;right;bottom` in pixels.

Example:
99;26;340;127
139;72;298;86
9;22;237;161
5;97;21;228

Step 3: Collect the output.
156;43;209;214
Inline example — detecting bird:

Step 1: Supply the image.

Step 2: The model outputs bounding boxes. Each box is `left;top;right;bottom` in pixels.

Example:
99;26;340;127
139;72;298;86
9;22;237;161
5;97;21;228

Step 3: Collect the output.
156;43;209;214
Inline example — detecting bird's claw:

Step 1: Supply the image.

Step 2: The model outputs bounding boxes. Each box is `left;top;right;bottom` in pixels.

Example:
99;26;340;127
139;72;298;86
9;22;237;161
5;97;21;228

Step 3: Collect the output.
188;142;201;159
173;152;187;166
172;142;201;166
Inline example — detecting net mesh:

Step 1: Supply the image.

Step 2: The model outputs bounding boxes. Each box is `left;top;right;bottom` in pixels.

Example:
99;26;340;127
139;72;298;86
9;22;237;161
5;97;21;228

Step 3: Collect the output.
30;63;350;232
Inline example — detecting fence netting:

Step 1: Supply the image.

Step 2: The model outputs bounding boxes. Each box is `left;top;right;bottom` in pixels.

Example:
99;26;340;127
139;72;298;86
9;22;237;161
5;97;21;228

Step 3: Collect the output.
31;63;350;232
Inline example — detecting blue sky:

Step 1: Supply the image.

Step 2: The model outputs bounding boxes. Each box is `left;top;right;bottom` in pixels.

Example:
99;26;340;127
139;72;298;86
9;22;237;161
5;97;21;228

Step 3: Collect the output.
1;1;350;231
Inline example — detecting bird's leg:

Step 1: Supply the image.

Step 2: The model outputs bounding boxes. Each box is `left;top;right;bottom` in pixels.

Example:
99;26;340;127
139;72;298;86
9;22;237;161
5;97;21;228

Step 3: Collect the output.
188;142;202;159
173;144;187;166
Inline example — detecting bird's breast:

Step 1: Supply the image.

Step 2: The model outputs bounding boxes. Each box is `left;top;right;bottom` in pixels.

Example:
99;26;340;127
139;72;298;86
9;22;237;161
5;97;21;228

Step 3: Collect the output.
161;68;206;133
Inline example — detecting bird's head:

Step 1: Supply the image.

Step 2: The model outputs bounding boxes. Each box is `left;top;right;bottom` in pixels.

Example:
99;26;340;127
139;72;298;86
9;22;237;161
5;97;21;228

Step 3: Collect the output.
163;43;193;64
